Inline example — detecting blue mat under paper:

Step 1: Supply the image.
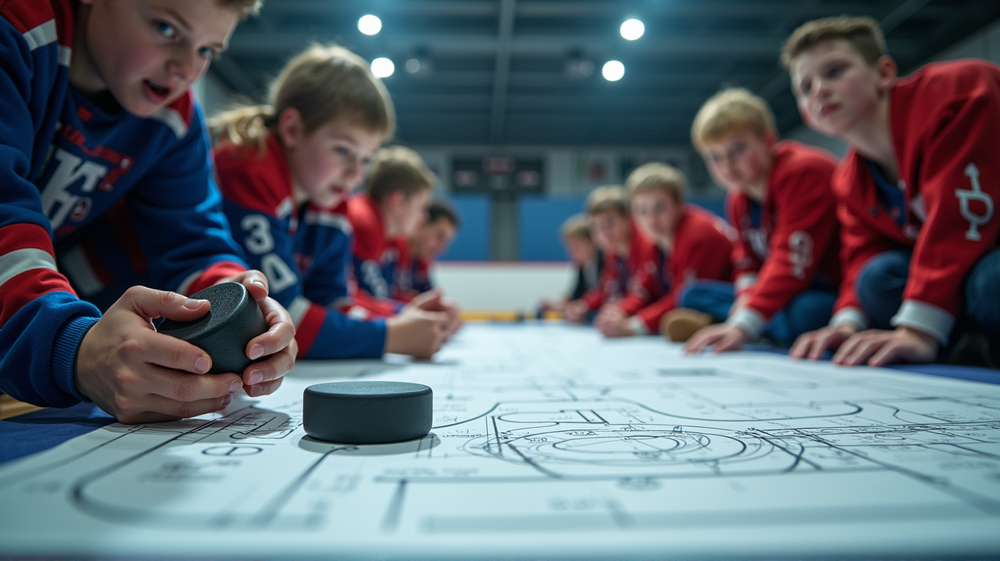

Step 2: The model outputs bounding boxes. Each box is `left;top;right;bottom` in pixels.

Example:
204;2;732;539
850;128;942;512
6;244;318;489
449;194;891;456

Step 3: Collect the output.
0;402;114;466
1;358;997;467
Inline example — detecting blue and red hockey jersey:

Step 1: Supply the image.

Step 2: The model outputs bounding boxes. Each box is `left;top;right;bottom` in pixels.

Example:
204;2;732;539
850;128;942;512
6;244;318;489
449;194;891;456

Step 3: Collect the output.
213;134;387;359
0;0;247;407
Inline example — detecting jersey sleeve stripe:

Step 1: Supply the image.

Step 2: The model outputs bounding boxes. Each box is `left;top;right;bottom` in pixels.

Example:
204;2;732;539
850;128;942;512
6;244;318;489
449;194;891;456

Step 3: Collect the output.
295;303;327;358
286;296;312;327
0;268;76;327
0;248;58;289
21;19;56;50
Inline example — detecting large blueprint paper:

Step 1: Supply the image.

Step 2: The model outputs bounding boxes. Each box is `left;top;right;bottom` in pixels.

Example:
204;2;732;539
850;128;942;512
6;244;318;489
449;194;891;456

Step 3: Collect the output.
0;324;998;558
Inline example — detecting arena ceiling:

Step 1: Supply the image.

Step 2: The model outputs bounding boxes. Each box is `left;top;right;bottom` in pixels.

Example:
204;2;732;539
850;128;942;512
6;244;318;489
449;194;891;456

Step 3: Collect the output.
213;0;1000;146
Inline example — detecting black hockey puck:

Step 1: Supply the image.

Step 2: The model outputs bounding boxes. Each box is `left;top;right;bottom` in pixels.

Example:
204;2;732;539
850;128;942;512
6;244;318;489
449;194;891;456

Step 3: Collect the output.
157;282;268;374
303;381;433;444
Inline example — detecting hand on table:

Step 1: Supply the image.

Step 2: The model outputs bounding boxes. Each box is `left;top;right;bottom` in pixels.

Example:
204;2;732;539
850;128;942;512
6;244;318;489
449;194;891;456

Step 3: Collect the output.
831;326;939;367
684;323;749;354
563;300;589;324
594;305;632;338
789;324;859;361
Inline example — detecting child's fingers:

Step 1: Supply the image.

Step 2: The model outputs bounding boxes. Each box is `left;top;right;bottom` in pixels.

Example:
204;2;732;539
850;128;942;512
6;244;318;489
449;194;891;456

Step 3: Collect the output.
868;342;904;367
245;377;283;398
836;333;882;366
143;393;235;421
246;297;296;360
241;349;294;387
144;330;213;374
120;285;210;322
145;368;244;403
231;271;270;301
112;393;234;425
714;331;744;353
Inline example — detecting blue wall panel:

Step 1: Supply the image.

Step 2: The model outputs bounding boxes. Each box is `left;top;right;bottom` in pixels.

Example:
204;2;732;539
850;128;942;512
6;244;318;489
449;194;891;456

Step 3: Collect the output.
438;194;491;261
518;196;588;261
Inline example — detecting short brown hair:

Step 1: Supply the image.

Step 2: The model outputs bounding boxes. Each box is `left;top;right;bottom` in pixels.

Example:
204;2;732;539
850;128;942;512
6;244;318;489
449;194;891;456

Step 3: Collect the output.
585;185;629;217
625;163;686;204
427;199;461;229
561;213;591;240
210;44;394;153
365;146;437;202
781;16;887;68
691;88;776;149
219;0;263;19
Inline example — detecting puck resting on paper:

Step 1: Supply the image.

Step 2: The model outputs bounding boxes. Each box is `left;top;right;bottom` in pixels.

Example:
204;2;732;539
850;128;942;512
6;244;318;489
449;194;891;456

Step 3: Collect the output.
303;381;433;444
157;282;268;374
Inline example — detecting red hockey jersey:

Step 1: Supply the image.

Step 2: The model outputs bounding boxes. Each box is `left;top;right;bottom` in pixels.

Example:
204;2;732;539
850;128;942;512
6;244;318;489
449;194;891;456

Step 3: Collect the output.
581;220;657;311
726;141;841;338
619;205;735;332
831;60;1000;344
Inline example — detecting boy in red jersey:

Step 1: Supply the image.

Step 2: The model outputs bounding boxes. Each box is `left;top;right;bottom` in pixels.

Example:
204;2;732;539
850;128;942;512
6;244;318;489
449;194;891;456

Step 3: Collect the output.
677;87;841;353
784;16;1000;367
563;186;656;324
346;146;461;335
595;163;735;338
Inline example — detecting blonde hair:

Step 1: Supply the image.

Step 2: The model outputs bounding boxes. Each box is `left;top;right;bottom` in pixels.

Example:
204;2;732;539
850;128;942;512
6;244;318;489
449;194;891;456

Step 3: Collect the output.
585;185;629;217
210;44;395;153
561;213;591;240
219;0;262;19
625;163;686;204
691;87;776;149
365;146;437;202
782;16;887;68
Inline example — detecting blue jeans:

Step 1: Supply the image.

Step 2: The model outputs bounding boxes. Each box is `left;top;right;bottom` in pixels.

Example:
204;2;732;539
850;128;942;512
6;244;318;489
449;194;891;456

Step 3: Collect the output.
679;280;837;346
856;248;1000;343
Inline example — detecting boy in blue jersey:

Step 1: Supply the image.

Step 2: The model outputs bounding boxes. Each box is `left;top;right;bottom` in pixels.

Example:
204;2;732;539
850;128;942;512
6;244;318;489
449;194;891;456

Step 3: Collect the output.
212;45;450;360
0;0;296;424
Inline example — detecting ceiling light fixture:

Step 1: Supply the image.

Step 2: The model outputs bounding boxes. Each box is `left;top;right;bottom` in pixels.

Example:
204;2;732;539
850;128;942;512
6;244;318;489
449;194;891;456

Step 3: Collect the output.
358;14;382;36
602;60;625;81
371;57;394;78
620;18;644;41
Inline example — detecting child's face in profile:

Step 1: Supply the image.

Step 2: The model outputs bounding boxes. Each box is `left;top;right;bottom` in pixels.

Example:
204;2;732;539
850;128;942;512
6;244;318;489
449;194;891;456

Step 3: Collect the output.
700;128;773;198
286;116;383;209
630;190;681;241
563;235;596;266
590;210;631;253
74;0;239;117
396;188;433;238
412;218;457;261
790;38;890;138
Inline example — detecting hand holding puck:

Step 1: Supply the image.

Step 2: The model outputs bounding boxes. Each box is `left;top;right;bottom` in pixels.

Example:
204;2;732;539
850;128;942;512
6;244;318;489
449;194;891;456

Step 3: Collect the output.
157;282;268;374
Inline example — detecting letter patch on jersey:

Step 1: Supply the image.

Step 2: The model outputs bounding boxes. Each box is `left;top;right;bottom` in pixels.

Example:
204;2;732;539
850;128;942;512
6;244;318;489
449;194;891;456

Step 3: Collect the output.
957;163;994;242
41;149;109;230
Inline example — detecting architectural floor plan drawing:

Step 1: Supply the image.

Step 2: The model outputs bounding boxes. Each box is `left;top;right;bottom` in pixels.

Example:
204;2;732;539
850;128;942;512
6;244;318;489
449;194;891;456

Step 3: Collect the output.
1;324;998;559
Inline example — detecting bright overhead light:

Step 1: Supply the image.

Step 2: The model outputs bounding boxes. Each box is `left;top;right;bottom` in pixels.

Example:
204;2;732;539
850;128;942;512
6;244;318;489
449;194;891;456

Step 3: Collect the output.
371;57;395;78
602;60;625;81
620;18;644;41
358;14;382;35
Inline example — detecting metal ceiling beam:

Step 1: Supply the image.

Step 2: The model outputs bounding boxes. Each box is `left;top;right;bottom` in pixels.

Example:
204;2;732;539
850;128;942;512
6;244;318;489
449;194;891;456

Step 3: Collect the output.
490;0;516;142
258;1;955;20
228;32;872;59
